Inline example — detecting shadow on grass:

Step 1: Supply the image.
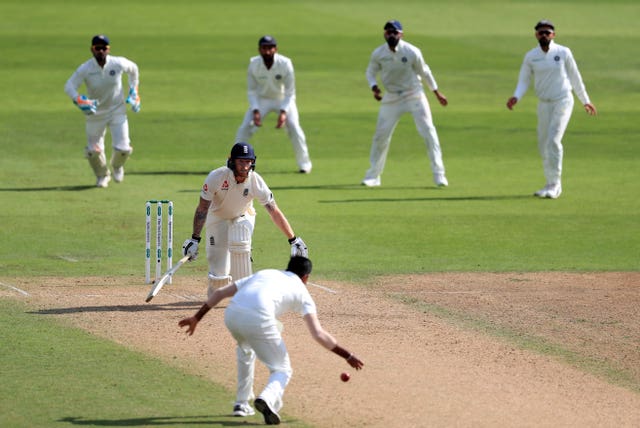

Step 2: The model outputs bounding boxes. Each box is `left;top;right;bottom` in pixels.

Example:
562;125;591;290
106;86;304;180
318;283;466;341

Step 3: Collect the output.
0;185;95;192
320;194;533;203
59;415;261;426
29;301;209;315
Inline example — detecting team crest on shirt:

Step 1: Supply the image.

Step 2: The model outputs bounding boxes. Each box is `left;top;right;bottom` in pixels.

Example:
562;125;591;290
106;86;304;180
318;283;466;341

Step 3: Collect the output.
109;70;116;76
554;56;560;62
221;180;229;190
402;57;408;63
275;74;282;80
243;188;249;197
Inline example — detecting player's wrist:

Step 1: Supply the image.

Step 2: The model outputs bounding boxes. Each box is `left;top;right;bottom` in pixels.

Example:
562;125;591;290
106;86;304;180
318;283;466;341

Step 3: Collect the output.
191;234;201;242
194;303;211;321
331;345;352;360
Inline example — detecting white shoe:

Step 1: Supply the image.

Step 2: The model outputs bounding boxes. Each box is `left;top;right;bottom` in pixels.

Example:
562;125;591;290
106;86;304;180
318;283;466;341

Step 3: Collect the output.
545;184;562;199
254;398;280;425
232;402;255;417
361;177;381;187
434;173;448;187
96;175;111;188
113;166;124;183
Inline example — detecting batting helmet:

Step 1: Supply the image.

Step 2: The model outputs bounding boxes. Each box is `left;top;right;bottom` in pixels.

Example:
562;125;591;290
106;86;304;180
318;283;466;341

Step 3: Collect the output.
227;142;256;171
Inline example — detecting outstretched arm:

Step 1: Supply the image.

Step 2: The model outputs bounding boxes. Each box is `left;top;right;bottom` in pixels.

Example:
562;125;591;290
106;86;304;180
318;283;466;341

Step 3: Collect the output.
178;283;238;335
303;313;364;370
264;201;295;240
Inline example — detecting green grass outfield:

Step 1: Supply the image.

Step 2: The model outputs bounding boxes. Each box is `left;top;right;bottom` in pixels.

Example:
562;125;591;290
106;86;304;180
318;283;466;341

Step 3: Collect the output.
1;0;639;426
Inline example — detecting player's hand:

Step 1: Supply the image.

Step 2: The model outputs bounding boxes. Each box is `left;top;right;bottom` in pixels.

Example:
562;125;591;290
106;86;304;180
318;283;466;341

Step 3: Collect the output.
74;95;98;115
506;97;518;110
434;90;448;107
347;354;364;370
178;317;198;335
584;103;597;116
276;110;286;128
289;236;308;257
372;85;382;101
182;237;200;261
252;110;262;127
126;86;141;113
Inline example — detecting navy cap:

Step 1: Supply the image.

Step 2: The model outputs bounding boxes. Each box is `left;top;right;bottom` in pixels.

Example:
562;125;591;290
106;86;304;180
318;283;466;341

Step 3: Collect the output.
384;20;403;32
258;35;277;46
91;34;110;46
230;142;256;160
534;20;555;31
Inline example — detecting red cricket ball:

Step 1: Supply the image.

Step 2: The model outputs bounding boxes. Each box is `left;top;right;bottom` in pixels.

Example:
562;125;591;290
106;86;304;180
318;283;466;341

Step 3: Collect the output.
340;372;350;382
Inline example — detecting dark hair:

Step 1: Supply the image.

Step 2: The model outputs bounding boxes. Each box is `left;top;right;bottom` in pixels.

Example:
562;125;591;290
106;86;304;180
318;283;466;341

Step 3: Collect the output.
286;256;312;278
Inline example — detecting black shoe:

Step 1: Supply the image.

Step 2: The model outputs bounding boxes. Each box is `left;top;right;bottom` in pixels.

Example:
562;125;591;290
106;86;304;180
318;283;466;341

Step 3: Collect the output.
254;398;281;425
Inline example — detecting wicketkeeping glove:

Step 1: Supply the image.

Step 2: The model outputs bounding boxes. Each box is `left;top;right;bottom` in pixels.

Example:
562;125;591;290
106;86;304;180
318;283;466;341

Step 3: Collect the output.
182;236;201;261
126;86;141;113
288;236;308;257
74;95;98;115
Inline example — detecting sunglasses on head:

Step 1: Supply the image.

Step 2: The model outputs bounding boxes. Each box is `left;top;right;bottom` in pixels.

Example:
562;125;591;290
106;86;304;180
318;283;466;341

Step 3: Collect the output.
93;45;109;51
537;30;553;36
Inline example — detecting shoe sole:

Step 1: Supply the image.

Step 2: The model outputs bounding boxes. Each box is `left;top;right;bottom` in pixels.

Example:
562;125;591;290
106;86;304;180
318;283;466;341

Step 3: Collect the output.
255;398;281;425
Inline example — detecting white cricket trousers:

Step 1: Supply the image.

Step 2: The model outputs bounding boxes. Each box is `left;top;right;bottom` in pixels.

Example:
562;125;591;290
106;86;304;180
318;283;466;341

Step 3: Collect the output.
537;96;574;186
205;214;255;280
85;105;131;153
364;91;445;180
224;306;292;411
236;99;312;171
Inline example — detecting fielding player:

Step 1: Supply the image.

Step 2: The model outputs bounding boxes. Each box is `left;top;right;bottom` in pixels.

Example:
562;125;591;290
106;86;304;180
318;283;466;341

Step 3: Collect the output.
182;142;308;297
235;35;313;174
362;20;449;188
507;20;597;199
179;256;364;424
64;35;141;188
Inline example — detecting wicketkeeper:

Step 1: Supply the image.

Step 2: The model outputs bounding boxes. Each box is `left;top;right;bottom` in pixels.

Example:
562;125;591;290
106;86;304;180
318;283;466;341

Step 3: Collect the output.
182;142;308;297
64;34;141;188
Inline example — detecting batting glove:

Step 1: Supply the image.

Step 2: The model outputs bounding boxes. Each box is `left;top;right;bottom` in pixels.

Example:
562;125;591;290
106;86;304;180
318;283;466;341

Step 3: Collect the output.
74;95;98;115
182;235;201;261
288;236;308;258
126;86;141;113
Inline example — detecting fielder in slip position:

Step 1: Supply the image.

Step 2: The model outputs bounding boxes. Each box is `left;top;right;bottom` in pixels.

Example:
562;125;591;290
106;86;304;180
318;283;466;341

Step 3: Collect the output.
182;142;308;297
64;35;141;188
235;35;312;174
179;256;364;425
362;20;449;188
507;20;597;199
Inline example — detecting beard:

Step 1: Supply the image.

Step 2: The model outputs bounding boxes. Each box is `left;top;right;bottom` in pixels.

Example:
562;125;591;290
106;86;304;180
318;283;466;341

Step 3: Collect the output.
538;38;551;48
386;36;399;48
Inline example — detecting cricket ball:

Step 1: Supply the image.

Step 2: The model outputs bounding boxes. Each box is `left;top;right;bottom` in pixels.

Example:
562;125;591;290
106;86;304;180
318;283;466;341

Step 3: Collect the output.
340;372;350;382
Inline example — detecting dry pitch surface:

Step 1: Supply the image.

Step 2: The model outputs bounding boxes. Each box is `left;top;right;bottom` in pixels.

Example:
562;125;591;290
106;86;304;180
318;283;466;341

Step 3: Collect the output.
2;272;640;427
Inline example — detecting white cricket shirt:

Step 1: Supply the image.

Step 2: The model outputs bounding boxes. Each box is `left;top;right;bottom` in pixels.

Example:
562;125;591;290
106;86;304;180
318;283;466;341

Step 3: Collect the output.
366;39;438;102
229;269;317;324
64;55;139;115
200;167;274;220
513;41;590;104
246;53;296;112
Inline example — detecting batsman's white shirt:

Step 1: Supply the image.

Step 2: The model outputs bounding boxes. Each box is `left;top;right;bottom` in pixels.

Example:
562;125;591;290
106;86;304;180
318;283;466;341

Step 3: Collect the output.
366;40;438;102
247;53;295;112
200;167;274;219
513;41;590;104
64;55;139;115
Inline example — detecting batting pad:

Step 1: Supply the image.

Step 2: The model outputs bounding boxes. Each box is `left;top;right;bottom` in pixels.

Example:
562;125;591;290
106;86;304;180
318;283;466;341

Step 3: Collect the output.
110;148;132;169
229;221;252;281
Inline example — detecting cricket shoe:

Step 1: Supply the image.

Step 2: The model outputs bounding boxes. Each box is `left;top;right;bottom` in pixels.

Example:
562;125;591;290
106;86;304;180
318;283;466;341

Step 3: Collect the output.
232;402;255;417
96;175;111;188
434;173;448;187
545;184;562;199
254;398;281;425
113;166;125;183
361;177;381;187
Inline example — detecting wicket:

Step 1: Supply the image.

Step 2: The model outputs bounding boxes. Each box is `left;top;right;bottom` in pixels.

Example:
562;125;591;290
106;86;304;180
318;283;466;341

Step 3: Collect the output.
145;200;173;284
